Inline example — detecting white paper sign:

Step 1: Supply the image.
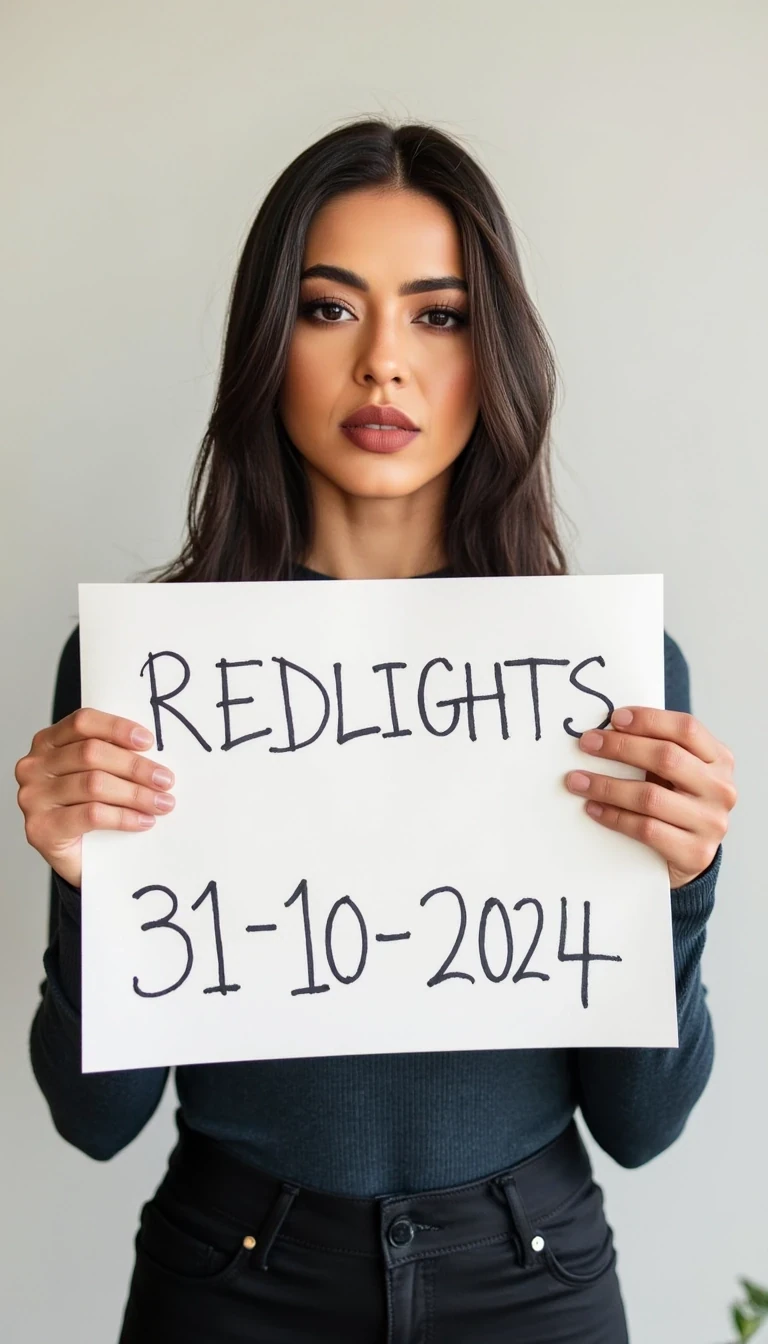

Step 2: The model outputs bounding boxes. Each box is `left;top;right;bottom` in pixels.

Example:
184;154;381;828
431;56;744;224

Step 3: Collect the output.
78;574;677;1072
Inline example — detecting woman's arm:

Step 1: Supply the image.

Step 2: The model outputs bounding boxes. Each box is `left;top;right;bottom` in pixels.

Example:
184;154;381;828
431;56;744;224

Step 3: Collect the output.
28;626;170;1159
573;631;720;1167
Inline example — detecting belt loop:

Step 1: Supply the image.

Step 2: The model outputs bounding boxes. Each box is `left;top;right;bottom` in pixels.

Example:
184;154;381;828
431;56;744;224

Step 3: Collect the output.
249;1181;300;1271
498;1175;537;1269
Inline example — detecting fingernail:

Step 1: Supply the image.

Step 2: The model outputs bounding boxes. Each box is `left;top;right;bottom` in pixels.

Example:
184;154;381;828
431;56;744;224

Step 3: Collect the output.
586;802;604;818
580;731;603;752
154;793;175;811
568;772;591;792
612;709;633;727
152;768;174;788
138;814;156;827
132;728;154;747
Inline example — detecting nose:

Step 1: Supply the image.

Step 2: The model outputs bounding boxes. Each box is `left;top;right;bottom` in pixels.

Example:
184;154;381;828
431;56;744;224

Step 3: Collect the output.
353;311;409;387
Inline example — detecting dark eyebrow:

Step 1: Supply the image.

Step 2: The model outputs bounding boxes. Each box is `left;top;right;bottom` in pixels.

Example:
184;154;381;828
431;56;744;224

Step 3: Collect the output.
299;263;468;296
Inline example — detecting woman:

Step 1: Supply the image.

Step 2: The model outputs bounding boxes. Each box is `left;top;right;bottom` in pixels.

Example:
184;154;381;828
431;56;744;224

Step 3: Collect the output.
17;118;736;1343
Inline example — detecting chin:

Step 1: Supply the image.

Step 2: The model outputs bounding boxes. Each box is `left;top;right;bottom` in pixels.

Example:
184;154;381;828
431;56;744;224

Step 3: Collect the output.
327;460;442;500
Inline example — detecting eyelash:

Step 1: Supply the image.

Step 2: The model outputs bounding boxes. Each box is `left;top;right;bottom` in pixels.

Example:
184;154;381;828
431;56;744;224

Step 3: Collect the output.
298;293;468;331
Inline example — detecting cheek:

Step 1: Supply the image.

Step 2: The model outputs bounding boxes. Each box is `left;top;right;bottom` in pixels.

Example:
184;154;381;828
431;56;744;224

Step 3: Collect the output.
427;356;478;438
279;338;335;430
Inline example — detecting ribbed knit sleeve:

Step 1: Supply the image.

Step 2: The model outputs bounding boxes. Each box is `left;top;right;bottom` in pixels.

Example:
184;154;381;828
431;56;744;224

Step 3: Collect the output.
28;625;169;1160
573;630;719;1166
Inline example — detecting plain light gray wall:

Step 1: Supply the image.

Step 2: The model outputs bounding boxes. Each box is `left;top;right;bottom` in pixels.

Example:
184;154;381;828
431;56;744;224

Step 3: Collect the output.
2;2;766;1340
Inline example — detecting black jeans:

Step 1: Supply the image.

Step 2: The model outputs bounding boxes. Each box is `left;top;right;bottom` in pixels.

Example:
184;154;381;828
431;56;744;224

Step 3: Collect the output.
118;1110;628;1343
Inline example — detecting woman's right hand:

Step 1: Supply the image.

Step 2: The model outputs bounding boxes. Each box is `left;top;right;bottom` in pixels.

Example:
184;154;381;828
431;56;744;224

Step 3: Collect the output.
14;708;176;890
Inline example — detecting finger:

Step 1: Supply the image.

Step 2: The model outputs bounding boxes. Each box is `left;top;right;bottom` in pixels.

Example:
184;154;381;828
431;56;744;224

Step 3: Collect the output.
580;799;715;878
608;707;724;766
566;770;704;832
578;727;710;794
30;800;157;851
36;737;174;791
44;770;176;817
35;708;155;755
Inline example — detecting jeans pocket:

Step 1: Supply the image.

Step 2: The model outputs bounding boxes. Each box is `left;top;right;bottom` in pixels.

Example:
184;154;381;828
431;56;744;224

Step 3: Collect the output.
533;1177;617;1290
136;1197;252;1286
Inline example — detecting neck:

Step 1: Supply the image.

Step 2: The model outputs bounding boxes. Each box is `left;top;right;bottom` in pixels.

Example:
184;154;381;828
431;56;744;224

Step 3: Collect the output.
300;464;450;579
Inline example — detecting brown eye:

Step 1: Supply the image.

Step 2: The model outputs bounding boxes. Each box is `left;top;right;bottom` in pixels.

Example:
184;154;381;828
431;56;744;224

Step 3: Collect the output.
299;296;354;324
416;305;468;331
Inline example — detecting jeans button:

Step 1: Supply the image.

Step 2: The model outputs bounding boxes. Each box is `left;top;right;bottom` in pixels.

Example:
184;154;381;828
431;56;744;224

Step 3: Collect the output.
388;1216;415;1248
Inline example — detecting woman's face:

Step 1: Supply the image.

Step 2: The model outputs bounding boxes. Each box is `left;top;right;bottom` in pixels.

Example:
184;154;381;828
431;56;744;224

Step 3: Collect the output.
278;186;479;502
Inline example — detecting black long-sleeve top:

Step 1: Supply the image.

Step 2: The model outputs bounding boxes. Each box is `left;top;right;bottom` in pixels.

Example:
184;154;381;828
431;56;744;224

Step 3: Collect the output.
29;566;721;1194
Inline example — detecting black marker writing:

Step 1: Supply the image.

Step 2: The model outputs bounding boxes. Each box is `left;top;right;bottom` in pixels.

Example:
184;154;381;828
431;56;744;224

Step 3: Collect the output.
420;885;476;986
503;658;570;743
131;884;194;997
478;897;514;982
192;879;240;994
284;877;330;995
333;663;381;745
325;896;368;984
371;662;412;739
269;659;331;753
139;651;212;752
511;898;549;983
128;878;624;1013
563;656;615;739
433;663;510;743
135;649;619;752
216;659;271;750
417;659;459;736
558;896;622;1008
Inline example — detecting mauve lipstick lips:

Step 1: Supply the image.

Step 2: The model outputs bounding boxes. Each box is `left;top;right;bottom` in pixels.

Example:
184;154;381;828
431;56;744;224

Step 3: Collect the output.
340;404;421;453
340;424;420;453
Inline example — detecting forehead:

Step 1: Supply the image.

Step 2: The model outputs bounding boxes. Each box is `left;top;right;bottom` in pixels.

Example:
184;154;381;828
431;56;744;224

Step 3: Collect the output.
302;187;464;278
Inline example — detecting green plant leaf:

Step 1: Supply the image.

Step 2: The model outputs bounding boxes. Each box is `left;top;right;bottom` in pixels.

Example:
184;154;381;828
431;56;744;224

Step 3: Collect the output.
740;1280;768;1312
732;1305;761;1340
732;1304;746;1334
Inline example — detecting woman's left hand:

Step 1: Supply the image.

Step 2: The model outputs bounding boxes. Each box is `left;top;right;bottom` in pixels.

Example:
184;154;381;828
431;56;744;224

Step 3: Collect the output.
565;707;737;889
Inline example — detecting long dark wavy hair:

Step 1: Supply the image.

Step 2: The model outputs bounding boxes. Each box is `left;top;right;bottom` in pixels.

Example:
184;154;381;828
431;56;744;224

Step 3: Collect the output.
143;117;571;584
